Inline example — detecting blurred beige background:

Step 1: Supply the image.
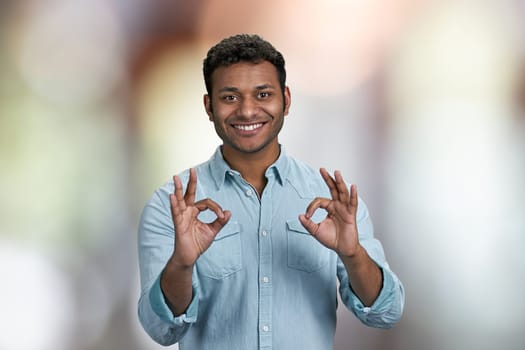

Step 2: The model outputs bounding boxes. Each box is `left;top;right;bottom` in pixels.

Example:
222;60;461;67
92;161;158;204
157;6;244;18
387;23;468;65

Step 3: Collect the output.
1;0;525;349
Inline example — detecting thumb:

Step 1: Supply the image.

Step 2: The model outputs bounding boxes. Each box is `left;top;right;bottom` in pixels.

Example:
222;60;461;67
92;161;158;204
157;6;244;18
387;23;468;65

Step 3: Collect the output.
209;210;232;233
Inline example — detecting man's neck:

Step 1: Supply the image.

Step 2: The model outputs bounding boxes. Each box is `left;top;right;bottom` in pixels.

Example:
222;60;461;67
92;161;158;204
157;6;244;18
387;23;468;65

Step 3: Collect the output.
221;144;280;196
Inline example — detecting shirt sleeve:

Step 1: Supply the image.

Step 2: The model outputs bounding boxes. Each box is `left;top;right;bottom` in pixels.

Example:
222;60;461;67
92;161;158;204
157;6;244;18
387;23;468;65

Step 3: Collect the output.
137;186;199;345
337;197;405;328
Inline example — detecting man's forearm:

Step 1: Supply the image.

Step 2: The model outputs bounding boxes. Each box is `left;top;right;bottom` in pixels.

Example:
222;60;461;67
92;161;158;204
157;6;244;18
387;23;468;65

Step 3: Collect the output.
160;258;194;316
339;245;383;307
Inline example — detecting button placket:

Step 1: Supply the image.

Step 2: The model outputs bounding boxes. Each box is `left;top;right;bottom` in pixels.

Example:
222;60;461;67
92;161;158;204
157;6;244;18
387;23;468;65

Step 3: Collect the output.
258;180;273;348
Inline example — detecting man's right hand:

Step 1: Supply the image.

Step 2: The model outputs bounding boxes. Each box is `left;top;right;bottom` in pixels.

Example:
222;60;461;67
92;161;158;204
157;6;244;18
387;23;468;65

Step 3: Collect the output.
169;167;231;267
161;168;231;316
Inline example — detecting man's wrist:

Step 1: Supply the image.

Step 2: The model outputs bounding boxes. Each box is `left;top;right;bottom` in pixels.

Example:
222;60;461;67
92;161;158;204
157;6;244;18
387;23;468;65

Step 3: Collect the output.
338;244;368;268
169;251;196;270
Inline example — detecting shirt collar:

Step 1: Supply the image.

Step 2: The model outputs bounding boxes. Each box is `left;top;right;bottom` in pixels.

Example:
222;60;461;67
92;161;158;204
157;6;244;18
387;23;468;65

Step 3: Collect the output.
209;145;289;190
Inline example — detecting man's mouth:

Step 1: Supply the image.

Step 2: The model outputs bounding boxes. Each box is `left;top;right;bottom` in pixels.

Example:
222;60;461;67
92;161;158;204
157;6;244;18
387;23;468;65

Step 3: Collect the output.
233;123;264;131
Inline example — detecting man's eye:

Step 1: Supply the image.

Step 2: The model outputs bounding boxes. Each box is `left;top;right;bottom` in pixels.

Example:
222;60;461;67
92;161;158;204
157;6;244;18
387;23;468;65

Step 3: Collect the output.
223;95;237;101
258;92;270;98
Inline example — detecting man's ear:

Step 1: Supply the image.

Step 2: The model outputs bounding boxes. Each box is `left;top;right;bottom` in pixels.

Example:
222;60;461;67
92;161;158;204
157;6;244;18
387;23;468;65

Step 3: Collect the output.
204;94;213;121
283;86;291;116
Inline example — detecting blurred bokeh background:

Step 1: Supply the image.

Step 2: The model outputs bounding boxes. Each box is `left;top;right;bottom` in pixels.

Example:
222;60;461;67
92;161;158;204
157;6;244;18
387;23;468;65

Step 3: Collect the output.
1;0;525;349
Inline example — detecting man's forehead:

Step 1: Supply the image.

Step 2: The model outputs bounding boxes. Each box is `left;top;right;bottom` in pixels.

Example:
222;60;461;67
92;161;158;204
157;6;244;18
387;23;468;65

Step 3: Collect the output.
211;61;279;88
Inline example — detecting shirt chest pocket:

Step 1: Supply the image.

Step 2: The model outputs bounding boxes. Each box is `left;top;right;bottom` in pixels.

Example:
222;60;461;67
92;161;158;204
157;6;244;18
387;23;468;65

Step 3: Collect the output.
196;222;242;280
286;220;330;273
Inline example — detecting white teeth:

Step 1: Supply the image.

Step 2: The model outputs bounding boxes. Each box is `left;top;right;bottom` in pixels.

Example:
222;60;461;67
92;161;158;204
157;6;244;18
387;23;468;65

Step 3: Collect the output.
234;123;263;131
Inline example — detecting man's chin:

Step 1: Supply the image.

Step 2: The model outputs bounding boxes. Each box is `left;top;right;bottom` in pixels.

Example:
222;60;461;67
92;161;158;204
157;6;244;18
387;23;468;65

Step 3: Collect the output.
225;141;273;155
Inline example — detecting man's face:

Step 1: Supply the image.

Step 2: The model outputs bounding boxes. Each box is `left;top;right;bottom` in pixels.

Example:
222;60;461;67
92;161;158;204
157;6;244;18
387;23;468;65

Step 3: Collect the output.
204;61;291;158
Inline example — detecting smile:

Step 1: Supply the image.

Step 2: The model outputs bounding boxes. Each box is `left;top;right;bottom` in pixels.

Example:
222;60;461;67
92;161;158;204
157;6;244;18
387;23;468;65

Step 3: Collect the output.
233;123;264;131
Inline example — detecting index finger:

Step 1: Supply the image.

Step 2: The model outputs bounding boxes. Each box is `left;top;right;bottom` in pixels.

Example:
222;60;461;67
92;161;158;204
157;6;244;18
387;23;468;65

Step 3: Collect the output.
195;198;226;220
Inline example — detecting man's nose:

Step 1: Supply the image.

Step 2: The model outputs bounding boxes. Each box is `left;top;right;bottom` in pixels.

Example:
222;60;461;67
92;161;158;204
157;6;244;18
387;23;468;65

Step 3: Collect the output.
239;97;258;118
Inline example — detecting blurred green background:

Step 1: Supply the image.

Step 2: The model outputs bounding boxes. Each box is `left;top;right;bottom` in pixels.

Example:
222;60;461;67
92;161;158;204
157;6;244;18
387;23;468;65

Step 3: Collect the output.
1;1;524;349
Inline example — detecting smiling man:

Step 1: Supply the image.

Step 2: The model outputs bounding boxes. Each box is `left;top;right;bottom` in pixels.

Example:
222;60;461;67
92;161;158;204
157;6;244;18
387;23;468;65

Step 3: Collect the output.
137;34;404;350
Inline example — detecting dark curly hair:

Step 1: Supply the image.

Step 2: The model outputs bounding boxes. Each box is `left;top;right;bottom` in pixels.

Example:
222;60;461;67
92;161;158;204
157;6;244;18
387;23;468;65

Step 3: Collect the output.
203;34;286;97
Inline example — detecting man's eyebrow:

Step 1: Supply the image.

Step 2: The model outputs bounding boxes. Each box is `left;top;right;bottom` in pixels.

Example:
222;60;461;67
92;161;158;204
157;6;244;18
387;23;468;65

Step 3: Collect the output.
255;84;275;90
218;84;275;93
218;86;239;93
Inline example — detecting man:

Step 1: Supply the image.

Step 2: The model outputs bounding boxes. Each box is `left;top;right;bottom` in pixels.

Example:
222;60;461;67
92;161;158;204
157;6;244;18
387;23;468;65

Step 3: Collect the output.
138;34;404;349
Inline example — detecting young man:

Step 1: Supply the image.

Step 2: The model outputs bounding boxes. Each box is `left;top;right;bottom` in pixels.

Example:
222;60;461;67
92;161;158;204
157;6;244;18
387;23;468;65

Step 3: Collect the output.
138;34;404;349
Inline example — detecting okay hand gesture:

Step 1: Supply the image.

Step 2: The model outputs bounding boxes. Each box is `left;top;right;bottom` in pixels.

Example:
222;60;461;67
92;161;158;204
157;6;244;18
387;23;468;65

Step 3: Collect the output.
170;168;231;267
299;168;361;257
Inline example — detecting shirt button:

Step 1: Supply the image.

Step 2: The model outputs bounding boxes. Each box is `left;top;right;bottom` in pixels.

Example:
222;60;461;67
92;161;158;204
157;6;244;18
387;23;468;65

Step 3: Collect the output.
261;230;267;237
363;307;371;313
262;325;269;332
245;189;253;196
262;276;269;283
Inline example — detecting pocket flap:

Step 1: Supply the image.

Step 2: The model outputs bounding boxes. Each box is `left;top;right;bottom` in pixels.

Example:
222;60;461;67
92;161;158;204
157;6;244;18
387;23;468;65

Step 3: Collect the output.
215;221;241;241
286;220;310;235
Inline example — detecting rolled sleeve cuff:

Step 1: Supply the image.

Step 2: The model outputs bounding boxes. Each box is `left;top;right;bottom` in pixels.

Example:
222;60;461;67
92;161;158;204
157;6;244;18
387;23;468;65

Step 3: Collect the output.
347;266;395;312
340;265;403;328
149;274;199;325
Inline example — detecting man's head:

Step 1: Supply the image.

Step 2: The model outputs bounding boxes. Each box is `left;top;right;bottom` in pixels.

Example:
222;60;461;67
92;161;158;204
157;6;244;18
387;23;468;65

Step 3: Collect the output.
202;34;291;161
203;34;286;98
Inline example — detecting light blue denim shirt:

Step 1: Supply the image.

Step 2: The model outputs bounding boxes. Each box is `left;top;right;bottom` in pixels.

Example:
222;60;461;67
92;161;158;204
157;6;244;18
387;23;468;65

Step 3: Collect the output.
138;146;404;350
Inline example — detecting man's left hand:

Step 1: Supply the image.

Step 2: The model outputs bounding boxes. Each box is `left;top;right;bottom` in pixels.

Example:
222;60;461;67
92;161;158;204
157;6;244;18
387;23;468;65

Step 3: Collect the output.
299;168;361;257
